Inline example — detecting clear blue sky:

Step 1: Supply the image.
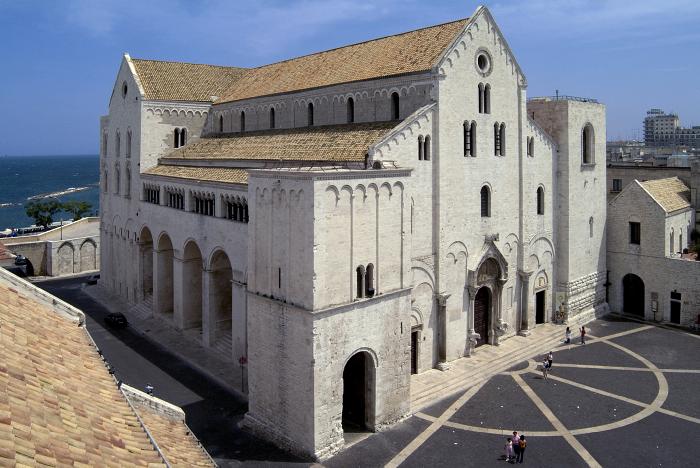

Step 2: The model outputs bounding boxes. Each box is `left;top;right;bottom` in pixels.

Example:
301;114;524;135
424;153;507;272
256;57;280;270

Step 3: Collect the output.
1;0;699;156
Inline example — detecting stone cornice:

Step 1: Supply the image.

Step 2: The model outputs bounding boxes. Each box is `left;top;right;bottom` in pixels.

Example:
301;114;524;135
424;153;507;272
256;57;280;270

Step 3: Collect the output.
248;168;411;182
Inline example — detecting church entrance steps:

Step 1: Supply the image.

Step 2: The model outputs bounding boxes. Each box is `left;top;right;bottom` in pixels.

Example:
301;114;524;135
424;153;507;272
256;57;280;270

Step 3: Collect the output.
129;295;153;320
410;323;566;412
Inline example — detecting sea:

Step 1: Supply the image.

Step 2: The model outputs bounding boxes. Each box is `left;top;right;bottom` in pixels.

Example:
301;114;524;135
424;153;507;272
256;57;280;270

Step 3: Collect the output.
0;155;100;231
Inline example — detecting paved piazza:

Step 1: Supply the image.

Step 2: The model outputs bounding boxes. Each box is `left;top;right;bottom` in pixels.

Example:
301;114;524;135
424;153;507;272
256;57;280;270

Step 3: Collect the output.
327;317;700;467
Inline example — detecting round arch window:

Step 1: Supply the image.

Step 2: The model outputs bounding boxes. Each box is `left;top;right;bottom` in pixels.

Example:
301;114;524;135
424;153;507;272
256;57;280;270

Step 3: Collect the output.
475;50;492;76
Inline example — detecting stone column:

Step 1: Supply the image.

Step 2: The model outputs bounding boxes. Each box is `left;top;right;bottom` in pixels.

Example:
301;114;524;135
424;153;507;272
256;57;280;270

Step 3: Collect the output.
518;270;533;336
172;255;185;330
436;293;451;371
493;277;509;345
135;243;145;303
201;268;214;347
465;285;479;357
232;280;248;393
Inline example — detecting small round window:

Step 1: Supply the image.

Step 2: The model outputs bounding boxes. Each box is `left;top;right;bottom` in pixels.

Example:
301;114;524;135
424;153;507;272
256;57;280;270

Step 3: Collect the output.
475;50;492;76
122;82;128;98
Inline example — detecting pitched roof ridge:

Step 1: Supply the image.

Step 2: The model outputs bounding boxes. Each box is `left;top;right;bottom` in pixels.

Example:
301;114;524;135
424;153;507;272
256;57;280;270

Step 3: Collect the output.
131;57;246;70
206;120;397;139
247;18;468;70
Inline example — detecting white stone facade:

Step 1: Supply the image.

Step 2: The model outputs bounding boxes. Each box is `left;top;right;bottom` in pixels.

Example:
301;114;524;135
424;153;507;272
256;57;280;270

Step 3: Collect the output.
98;6;608;459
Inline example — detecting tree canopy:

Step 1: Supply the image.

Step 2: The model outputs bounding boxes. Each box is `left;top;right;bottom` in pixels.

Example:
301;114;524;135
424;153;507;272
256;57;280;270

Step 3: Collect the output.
24;200;93;229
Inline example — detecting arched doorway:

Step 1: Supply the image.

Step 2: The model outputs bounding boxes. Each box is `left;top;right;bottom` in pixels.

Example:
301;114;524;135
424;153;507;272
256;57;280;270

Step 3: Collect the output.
622;274;644;317
182;241;203;333
342;351;375;435
474;287;491;347
139;227;153;299
210;250;233;347
155;233;174;317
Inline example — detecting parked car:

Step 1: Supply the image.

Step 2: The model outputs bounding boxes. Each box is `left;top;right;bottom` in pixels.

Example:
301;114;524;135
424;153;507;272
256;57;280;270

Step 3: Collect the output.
85;273;100;285
104;312;128;329
14;255;27;266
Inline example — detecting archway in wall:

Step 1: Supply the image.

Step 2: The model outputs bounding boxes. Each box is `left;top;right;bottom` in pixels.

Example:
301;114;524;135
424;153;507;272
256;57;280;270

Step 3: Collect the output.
139;227;154;299
156;233;174;317
474;287;491;347
209;250;233;346
79;240;97;272
622;274;644;317
182;241;203;334
57;243;75;276
342;351;375;436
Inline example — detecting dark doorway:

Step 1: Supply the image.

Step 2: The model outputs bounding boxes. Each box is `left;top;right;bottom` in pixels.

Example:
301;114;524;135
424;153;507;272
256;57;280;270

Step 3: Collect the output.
410;330;419;374
535;290;546;324
474;287;491;347
343;352;370;433
622;274;645;317
670;291;681;324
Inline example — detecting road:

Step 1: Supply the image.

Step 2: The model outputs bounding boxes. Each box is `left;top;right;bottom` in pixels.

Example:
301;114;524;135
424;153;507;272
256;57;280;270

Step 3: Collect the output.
35;275;305;467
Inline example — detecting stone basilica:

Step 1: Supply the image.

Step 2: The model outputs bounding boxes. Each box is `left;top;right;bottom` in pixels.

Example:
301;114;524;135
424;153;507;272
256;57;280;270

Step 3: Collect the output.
99;5;607;459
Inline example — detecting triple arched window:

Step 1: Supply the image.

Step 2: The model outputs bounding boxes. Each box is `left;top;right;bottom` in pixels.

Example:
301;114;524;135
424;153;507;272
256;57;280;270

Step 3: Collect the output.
347;97;355;123
582;124;594;164
463;121;477;157
173;128;186;148
478;83;491;114
536;186;544;215
391;92;400;120
480;186;491;217
494;122;506;156
356;263;375;298
418;135;431;161
226;198;249;223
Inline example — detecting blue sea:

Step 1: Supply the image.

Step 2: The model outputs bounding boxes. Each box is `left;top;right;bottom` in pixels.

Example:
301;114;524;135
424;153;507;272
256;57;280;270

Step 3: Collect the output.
0;155;100;230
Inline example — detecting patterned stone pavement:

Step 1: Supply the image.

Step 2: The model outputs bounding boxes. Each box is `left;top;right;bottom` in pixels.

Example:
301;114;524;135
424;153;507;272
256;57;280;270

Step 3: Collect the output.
327;317;700;467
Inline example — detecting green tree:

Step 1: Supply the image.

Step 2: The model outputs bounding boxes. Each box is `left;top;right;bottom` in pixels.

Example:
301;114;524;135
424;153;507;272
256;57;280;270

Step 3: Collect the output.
61;200;93;221
25;200;62;229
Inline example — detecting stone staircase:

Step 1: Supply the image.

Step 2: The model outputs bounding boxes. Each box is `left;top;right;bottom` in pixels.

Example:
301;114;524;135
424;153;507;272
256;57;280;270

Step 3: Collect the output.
212;332;233;361
129;295;153;321
410;323;568;412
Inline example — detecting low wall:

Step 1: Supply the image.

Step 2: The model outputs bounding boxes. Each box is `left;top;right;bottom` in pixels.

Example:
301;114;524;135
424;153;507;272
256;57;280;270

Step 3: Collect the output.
120;385;185;421
2;234;100;276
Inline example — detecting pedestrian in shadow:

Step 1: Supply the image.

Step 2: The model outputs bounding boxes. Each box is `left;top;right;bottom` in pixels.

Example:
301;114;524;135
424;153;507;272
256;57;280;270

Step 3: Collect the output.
518;435;527;463
565;326;571;344
145;383;154;395
580;325;586;344
547;351;553;370
512;431;520;461
541;357;549;381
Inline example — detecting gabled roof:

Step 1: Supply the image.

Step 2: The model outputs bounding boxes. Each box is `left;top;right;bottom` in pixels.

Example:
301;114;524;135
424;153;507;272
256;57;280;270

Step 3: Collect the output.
130;58;247;102
217;19;468;103
163;121;397;162
639;177;691;213
143;164;249;185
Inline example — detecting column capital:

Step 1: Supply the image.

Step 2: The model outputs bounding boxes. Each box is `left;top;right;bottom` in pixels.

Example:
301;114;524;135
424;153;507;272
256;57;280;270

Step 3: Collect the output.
518;269;534;280
435;292;451;306
466;285;479;299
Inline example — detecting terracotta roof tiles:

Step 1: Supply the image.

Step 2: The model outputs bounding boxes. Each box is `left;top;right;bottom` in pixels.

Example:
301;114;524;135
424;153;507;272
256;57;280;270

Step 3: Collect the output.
639;177;691;213
163;121;396;162
143;165;248;185
130;59;247;102
219;19;467;103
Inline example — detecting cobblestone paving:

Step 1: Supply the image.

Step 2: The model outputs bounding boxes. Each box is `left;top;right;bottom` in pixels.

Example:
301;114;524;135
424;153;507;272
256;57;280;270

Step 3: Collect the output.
327;317;700;467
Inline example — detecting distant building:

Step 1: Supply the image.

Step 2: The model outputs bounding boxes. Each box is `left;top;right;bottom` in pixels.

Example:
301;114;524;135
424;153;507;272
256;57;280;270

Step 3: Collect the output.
607;177;699;326
644;108;700;148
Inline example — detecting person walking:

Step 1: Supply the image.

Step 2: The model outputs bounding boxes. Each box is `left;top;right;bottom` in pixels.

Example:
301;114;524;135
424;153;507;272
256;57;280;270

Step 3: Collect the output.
565;326;571;344
517;435;527;463
512;431;520;461
580;325;586;344
505;438;514;462
541;357;549;381
547;351;553;369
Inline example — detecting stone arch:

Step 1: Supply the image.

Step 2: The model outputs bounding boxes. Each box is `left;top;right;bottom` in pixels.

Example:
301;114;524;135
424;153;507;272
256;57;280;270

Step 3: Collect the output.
79;239;97;272
208;248;233;345
181;240;203;332
341;349;377;432
57;242;75;276
155;232;174;317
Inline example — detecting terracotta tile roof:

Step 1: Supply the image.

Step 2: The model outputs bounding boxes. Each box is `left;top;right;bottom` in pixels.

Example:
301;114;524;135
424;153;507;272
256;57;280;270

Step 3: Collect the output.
131;59;247;102
143;165;248;185
135;410;213;467
218;19;468;103
639;177;691;213
0;244;13;261
163;121;397;162
0;279;167;466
